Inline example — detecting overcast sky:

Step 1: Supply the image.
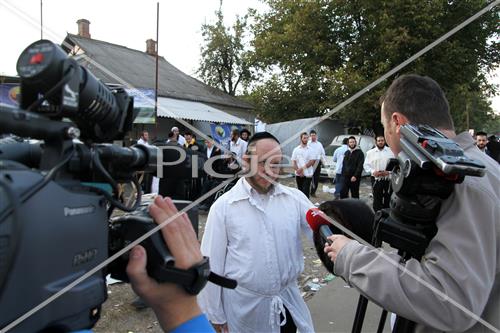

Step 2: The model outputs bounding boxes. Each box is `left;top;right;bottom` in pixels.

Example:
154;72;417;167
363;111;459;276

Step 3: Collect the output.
1;0;498;113
0;0;265;76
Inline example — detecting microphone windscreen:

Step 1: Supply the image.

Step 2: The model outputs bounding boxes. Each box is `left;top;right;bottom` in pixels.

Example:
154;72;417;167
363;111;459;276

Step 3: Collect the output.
310;199;376;274
318;199;375;244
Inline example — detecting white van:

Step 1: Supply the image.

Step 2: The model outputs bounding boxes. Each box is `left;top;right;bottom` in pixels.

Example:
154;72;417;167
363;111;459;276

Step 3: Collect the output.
320;134;375;179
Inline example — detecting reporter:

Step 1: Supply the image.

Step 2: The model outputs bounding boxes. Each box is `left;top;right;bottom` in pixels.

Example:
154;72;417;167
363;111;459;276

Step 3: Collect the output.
126;196;215;333
325;75;500;332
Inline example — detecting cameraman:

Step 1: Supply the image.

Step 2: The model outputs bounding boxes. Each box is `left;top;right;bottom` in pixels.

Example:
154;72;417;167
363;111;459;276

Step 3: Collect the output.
325;75;500;332
126;196;215;333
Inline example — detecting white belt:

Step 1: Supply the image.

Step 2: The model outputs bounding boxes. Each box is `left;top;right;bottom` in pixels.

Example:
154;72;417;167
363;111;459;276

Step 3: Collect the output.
239;285;290;328
270;296;287;328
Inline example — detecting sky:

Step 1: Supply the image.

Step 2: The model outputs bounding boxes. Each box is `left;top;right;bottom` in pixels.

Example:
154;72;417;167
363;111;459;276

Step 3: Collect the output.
0;0;266;76
0;0;498;114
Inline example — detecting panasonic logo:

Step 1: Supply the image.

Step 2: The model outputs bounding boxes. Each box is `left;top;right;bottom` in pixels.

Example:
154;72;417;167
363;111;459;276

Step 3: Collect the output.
64;205;95;217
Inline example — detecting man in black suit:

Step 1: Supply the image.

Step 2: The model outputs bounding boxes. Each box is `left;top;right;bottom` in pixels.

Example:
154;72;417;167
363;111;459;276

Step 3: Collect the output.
198;135;226;211
340;136;365;199
158;132;189;199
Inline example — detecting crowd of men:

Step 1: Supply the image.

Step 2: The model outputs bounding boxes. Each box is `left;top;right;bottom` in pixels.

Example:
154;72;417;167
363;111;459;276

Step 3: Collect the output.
136;127;251;209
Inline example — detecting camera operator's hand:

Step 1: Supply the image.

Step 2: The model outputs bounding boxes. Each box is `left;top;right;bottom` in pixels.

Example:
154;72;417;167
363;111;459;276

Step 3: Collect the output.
212;322;229;333
324;234;352;263
126;196;203;332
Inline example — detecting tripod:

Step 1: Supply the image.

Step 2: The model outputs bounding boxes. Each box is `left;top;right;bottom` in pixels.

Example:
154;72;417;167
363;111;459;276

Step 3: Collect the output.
351;159;456;333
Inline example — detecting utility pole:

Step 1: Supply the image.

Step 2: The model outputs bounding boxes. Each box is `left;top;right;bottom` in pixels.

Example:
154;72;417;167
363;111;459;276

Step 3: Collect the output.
40;0;43;39
465;94;470;131
154;2;160;137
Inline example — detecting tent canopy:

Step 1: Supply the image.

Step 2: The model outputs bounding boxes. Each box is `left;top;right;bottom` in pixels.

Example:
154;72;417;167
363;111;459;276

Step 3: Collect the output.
157;97;251;125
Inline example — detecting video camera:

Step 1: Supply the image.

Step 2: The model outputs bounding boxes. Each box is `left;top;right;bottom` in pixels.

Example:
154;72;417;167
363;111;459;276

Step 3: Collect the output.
0;40;234;332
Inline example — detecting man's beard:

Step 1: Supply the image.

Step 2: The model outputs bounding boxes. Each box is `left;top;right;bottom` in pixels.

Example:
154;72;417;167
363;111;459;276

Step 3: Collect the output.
246;175;279;194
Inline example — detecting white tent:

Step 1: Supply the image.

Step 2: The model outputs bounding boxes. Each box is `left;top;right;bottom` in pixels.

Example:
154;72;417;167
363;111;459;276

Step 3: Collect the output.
265;117;345;158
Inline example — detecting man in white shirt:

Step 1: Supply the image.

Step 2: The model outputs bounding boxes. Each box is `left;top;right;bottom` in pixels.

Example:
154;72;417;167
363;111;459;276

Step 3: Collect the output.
171;126;186;146
137;130;149;146
291;132;317;199
229;129;248;161
363;135;394;211
198;132;315;333
307;130;326;197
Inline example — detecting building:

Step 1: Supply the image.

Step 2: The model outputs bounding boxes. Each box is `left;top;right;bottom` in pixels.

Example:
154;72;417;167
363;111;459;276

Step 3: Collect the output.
1;19;253;144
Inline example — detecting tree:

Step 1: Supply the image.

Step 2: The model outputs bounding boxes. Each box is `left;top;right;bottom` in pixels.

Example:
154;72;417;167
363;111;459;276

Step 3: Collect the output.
197;3;253;96
249;0;499;130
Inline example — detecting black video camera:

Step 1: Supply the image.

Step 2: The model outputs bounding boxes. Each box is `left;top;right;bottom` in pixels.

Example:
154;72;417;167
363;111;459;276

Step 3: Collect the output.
0;40;210;332
375;124;486;259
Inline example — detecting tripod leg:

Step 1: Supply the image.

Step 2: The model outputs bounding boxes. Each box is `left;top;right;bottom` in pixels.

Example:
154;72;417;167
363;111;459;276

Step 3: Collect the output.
393;316;416;333
351;295;369;333
377;310;388;333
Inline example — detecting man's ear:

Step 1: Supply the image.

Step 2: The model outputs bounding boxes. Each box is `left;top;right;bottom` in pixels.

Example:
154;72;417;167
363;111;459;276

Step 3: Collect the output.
392;112;409;135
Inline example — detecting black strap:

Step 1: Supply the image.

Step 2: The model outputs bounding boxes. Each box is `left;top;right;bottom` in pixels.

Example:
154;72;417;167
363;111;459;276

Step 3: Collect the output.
208;271;237;289
151;257;237;295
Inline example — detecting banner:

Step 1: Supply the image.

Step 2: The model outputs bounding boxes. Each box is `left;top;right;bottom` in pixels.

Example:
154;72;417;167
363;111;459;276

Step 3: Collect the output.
0;84;20;107
210;124;243;150
126;88;156;124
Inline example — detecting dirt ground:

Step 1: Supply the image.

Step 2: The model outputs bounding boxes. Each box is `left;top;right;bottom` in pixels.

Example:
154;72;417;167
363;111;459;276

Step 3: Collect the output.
94;177;373;333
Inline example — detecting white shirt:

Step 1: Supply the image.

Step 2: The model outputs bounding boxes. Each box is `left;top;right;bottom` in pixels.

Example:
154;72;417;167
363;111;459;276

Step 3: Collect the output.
307;140;326;165
177;134;186;146
198;178;315;333
206;146;214;158
137;138;149;146
363;146;394;179
291;145;315;177
230;137;248;160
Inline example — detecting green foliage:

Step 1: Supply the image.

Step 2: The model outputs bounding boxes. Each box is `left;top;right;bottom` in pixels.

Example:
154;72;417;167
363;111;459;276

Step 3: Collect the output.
197;4;253;96
248;0;499;130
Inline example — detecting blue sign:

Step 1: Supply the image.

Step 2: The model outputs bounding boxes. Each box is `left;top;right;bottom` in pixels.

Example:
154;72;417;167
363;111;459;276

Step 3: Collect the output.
210;124;244;150
0;84;20;107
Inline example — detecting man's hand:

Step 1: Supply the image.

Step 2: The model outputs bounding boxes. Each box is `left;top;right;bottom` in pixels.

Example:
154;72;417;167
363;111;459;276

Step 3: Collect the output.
126;196;203;332
350;176;357;182
324;234;352;263
212;323;229;333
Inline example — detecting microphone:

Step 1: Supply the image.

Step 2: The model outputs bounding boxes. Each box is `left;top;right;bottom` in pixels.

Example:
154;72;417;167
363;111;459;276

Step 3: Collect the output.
306;207;338;273
306;208;335;245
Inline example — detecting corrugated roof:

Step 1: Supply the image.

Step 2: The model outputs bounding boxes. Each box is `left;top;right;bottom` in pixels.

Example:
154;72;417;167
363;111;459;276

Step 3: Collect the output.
63;34;253;110
157;97;251;125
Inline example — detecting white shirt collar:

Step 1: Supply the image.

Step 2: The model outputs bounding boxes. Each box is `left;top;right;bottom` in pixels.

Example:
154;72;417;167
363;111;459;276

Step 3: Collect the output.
228;177;286;204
